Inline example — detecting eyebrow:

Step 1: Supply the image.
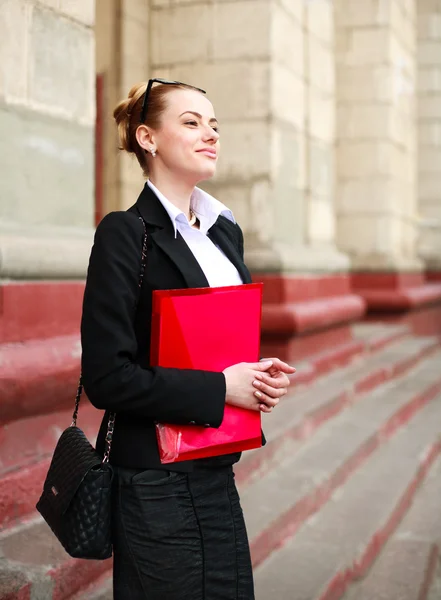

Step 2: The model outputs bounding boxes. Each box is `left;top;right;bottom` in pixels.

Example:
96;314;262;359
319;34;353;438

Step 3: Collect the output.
180;111;218;124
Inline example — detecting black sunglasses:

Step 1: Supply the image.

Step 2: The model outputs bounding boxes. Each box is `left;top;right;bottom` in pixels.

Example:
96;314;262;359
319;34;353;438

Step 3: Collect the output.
139;78;206;124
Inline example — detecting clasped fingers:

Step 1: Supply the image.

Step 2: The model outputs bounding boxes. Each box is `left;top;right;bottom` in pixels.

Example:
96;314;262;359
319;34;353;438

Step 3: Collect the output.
252;378;288;401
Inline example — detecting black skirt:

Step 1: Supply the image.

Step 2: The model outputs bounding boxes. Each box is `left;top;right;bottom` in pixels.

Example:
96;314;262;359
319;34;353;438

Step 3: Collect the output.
112;464;255;600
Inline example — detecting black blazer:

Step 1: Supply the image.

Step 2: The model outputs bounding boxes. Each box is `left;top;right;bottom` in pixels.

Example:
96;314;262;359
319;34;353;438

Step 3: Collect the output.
81;183;253;471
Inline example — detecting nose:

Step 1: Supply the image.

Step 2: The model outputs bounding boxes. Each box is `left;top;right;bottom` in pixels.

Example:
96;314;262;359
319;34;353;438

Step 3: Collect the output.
203;124;219;143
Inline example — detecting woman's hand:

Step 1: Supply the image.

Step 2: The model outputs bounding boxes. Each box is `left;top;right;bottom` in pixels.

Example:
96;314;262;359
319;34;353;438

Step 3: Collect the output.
223;361;283;412
254;358;296;413
223;359;295;413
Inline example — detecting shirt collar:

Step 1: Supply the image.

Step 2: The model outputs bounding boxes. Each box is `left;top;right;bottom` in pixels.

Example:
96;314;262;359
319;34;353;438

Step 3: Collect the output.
147;179;235;238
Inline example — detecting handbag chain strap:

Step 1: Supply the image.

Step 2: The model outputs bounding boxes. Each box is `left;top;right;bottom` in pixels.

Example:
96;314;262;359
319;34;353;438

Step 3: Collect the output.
72;215;148;464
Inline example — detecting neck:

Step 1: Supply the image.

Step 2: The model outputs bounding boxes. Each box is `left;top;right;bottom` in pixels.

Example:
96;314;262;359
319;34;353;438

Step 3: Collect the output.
149;171;196;217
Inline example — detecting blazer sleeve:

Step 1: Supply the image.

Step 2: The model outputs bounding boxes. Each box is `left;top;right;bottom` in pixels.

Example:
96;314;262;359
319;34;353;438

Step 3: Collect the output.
80;211;226;427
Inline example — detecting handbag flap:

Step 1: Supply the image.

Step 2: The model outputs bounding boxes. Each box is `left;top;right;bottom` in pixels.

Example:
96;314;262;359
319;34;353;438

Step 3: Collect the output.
41;426;103;515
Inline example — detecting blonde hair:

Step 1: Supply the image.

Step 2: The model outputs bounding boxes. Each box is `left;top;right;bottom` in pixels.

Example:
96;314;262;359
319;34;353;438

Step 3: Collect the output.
113;81;202;177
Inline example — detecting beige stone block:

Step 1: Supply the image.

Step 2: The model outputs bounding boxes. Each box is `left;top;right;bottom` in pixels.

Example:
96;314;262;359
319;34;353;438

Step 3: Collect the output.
123;0;149;23
271;4;304;78
307;0;333;45
308;33;335;93
334;0;392;27
419;96;441;119
0;0;28;102
166;61;270;121
0;224;94;278
419;228;441;264
272;124;307;189
337;141;395;179
418;13;441;40
419;201;441;220
418;0;441;13
250;180;276;244
278;0;303;26
337;65;393;102
419;173;441;200
151;4;213;65
419;146;441;173
345;28;392;66
214;121;271;182
418;41;441;65
419;122;441;146
307;196;336;244
337;214;401;256
308;138;334;196
271;64;305;131
59;0;95;26
37;0;59;9
309;91;334;144
401;0;415;20
337;178;397;214
391;1;415;53
390;36;415;81
29;7;95;124
337;104;408;146
213;1;270;61
122;13;149;57
418;67;441;92
151;0;204;5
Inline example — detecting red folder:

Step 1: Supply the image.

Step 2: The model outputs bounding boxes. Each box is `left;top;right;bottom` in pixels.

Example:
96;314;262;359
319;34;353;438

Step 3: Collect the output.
150;283;263;463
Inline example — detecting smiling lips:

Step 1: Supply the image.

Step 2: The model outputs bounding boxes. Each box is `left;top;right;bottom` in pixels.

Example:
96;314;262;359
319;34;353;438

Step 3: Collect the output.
197;148;217;159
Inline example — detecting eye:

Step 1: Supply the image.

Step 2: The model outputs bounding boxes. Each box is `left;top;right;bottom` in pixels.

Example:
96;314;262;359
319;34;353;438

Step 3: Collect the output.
185;120;198;126
212;126;219;133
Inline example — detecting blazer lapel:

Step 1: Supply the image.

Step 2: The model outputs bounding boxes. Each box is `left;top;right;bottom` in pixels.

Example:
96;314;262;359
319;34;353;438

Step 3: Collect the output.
133;183;209;289
208;222;253;284
151;229;210;289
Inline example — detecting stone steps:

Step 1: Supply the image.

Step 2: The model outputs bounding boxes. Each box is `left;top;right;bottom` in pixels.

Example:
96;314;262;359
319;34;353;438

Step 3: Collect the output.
235;334;438;488
0;402;102;530
241;350;441;569
252;386;441;599
342;451;441;600
0;324;438;600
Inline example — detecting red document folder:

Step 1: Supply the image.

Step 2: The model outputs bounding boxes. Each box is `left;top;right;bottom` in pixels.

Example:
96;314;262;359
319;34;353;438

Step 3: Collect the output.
150;283;263;463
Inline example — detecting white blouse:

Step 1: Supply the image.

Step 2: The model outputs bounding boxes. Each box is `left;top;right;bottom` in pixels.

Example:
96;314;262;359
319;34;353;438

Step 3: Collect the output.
147;180;243;288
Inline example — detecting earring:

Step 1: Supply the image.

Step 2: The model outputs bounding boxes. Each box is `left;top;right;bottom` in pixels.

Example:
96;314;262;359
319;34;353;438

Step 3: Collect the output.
150;148;156;158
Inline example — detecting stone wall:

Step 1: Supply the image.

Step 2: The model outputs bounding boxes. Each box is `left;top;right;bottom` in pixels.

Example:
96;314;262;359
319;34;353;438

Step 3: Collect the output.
417;0;441;271
0;0;96;278
145;0;347;273
335;0;420;272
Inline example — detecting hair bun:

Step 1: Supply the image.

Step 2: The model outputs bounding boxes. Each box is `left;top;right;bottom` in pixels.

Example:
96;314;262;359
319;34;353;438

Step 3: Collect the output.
113;83;147;153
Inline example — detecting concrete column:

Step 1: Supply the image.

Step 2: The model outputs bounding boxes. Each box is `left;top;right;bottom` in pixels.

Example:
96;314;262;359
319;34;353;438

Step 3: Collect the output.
150;0;348;274
95;0;149;215
417;0;441;272
335;0;421;273
0;0;96;278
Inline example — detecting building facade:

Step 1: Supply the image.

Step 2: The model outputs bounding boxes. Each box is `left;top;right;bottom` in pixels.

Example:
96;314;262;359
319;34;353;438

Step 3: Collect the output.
2;0;441;382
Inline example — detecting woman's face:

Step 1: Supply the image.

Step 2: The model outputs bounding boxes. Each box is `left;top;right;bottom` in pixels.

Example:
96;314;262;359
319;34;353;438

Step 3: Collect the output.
148;89;220;184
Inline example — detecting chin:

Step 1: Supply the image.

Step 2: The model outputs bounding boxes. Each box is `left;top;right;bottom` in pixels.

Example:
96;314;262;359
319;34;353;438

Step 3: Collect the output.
191;166;217;185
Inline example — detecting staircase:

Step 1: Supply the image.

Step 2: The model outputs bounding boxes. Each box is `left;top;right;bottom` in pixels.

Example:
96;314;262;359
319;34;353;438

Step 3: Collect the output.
1;323;441;600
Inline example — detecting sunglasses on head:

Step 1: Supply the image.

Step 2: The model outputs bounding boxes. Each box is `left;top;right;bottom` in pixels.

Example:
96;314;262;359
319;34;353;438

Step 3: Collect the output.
139;78;206;124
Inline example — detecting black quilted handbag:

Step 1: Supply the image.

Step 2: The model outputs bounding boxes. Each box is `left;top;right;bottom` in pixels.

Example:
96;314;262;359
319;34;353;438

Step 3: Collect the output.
36;215;148;560
36;380;115;559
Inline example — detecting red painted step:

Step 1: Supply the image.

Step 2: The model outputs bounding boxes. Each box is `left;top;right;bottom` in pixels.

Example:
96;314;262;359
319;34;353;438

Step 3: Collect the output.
252;389;441;600
0;517;112;600
0;335;81;424
235;335;439;489
343;449;441;599
0;403;102;530
69;571;113;600
240;350;441;569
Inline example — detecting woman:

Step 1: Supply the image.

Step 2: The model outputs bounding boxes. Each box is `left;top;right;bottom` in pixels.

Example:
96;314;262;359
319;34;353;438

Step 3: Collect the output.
81;78;294;600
